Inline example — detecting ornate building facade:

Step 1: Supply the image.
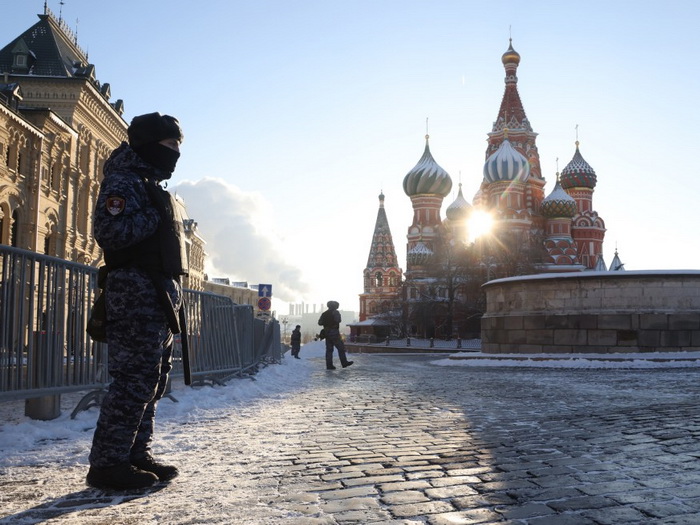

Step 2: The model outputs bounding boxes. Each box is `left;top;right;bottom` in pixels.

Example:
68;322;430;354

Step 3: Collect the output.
0;8;206;288
359;40;613;338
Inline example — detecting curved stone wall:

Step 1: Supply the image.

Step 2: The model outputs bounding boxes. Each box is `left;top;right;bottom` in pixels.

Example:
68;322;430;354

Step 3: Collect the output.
481;271;700;354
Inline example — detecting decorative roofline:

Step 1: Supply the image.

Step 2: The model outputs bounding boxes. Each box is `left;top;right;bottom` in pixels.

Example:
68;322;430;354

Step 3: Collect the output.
43;3;87;60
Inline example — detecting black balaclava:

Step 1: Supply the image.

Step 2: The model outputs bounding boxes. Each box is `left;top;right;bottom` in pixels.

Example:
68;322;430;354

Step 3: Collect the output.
127;112;183;178
133;143;180;176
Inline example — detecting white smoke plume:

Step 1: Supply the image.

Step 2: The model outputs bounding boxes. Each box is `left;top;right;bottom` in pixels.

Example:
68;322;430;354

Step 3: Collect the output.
173;178;310;302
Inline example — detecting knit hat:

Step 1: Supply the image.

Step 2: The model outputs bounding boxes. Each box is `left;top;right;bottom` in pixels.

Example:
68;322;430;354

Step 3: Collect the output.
327;300;339;309
127;112;183;148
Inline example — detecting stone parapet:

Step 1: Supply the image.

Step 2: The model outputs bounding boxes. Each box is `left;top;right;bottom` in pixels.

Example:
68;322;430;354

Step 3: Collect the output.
482;271;700;353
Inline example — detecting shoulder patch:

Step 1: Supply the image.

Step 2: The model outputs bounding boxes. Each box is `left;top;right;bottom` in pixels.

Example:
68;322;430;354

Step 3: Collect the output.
106;196;126;216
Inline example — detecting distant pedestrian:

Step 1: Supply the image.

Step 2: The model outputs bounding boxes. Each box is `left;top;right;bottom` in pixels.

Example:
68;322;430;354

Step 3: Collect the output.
318;301;353;370
87;112;187;490
290;324;301;358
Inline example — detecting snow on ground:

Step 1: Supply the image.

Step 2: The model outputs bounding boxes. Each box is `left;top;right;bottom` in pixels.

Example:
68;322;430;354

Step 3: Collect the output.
1;341;698;468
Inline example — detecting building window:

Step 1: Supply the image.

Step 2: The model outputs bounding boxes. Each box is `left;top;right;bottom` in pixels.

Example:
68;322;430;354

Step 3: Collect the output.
375;272;382;287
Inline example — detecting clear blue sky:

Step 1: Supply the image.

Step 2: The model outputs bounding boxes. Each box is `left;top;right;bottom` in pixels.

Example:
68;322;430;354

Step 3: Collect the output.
3;1;699;317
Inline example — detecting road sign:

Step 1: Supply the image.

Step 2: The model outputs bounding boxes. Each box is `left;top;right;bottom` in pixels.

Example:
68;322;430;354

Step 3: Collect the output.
258;284;272;297
257;296;271;311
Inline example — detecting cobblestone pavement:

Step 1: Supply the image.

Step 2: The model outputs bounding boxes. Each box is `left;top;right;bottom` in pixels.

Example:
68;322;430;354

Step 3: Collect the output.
2;354;700;524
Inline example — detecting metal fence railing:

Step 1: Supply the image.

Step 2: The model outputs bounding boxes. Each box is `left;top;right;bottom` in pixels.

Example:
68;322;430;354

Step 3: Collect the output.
0;245;281;420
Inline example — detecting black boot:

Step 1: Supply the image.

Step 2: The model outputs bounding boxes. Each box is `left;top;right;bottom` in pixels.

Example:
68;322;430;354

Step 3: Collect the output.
342;361;354;368
131;456;179;482
86;462;158;490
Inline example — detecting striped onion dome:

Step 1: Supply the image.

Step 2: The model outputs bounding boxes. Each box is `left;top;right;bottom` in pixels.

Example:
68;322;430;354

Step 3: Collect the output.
403;135;453;197
560;141;597;189
483;138;530;184
407;241;433;265
445;183;472;221
541;175;577;218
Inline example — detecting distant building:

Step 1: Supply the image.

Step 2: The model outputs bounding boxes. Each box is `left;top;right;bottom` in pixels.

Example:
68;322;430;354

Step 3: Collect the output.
201;278;257;308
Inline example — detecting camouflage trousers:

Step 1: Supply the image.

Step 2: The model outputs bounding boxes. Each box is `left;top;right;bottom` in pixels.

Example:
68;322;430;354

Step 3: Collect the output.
88;317;173;468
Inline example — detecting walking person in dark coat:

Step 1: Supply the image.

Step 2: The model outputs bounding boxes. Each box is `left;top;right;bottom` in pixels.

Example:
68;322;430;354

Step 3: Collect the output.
87;112;187;490
318;301;353;370
290;324;302;358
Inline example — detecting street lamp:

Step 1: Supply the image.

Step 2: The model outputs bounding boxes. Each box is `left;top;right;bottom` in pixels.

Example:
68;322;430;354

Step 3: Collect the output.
281;317;288;343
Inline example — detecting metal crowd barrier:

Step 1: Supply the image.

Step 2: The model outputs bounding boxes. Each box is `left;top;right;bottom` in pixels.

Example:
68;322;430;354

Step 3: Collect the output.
0;245;107;419
0;245;281;420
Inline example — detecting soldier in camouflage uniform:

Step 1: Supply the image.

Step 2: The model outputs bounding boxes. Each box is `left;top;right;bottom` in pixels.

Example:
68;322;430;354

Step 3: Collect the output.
87;113;188;490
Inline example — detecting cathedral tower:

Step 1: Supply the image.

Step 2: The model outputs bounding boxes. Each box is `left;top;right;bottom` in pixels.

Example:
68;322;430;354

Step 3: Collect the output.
359;193;403;321
481;40;546;226
402;134;452;280
560;141;606;269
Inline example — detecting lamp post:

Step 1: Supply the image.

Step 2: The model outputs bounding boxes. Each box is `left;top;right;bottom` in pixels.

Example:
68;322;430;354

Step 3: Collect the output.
281;317;289;343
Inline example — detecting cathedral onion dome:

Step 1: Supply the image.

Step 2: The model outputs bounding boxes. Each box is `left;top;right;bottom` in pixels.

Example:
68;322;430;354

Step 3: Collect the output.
483;138;530;184
445;183;472;221
407;241;433;265
560;141;597;189
541;175;577;218
502;39;521;65
403;135;453;197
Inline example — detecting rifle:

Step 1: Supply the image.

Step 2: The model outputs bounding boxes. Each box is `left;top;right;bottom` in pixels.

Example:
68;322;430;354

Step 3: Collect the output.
179;306;191;385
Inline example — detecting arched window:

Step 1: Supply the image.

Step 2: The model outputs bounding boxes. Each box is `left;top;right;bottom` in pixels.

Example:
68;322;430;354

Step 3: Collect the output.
375;272;382;287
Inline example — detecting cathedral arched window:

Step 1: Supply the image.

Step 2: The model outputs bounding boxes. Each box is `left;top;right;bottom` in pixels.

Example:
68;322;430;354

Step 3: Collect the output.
375;272;382;287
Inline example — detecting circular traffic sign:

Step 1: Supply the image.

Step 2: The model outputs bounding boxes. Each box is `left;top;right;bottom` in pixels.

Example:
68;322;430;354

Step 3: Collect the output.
257;296;271;311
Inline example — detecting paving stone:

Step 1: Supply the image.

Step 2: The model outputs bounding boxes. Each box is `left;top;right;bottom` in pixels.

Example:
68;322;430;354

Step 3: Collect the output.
405;470;446;480
425;484;479;499
658;514;700;524
317;486;378;500
495;502;556;519
379;480;432;492
546;495;618;512
452;492;518;510
343;474;405;487
319;496;383;513
632;501;694;518
388;500;456;518
427;508;503;524
429;475;481;487
380;490;430;505
581;505;650;524
526;514;597;524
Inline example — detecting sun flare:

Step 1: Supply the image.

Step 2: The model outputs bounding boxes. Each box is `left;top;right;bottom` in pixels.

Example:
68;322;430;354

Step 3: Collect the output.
468;210;493;243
